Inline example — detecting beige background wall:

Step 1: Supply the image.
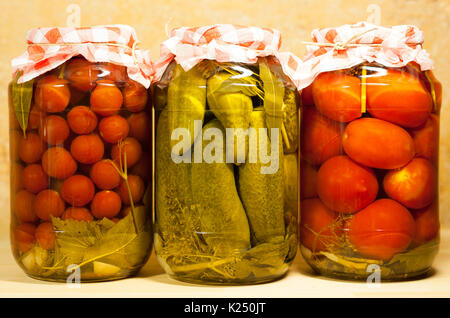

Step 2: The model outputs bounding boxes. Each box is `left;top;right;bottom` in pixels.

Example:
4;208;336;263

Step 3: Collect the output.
0;0;448;239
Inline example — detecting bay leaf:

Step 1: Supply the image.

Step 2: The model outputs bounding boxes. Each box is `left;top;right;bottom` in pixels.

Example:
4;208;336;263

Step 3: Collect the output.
259;59;285;140
11;71;34;136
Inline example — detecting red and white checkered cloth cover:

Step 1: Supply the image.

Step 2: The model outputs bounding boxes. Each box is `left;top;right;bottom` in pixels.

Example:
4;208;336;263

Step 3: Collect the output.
12;25;153;88
153;24;302;86
294;22;434;90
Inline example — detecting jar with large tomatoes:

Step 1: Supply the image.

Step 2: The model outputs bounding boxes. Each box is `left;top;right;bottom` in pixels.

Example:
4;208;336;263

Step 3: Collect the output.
9;25;153;282
298;23;441;281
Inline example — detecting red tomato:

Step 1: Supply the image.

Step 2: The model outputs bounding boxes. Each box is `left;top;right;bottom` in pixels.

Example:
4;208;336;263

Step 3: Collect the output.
61;175;95;207
41;147;77;179
35;222;56;250
342;117;415;169
22;164;49;194
409;115;439;163
301;84;314;106
300;198;342;252
90;160;121;190
367;68;432;128
412;203;439;245
300;161;318;199
99;115;129;144
34;189;65;221
67;106;98;135
15;223;36;253
65;58;100;92
90;80;123;117
18;133;44;164
317;156;378;213
312;71;361;122
348;199;416;260
15;190;37;223
301;107;343;165
63;207;94;221
383;158;436;209
70;134;104;164
91;191;122;219
34;75;70;113
39;115;70;145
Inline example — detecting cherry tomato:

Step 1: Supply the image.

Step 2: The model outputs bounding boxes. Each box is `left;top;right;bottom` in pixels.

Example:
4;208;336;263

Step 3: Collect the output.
348;199;416;260
39;115;70;145
91;191;122;219
27;104;43;130
90;159;121;190
41;147;77;179
19;132;44;164
22;164;49;194
116;175;145;205
111;137;142;168
61;175;95;207
123;80;148;112
15;223;36;253
130;152;151;181
128;112;150;144
90;80;123;116
65;58;100;92
35;222;56;250
97;63;127;83
15;190;37;223
70;134;104;164
67;106;98;135
12;163;24;192
34;75;70;113
34;189;65;221
99;115;129;143
63;207;94;221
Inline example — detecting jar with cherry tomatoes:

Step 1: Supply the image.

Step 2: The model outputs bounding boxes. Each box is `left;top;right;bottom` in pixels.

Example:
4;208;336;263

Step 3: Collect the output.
299;63;441;281
9;26;153;282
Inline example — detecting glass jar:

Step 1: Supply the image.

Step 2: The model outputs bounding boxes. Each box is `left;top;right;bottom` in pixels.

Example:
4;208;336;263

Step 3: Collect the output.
153;58;299;284
9;57;153;282
299;63;441;281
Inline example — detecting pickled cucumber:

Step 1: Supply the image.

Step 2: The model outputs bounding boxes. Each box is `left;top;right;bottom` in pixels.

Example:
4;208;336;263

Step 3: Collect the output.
167;64;206;156
155;109;193;240
238;110;285;244
191;119;251;255
282;89;298;153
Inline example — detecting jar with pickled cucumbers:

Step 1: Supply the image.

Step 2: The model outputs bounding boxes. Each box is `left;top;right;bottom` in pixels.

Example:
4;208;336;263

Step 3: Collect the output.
9;25;153;282
153;25;301;284
298;23;441;281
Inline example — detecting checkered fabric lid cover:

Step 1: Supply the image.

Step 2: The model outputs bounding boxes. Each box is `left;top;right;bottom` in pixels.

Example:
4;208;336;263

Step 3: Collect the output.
11;24;153;88
153;24;302;86
294;22;434;90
